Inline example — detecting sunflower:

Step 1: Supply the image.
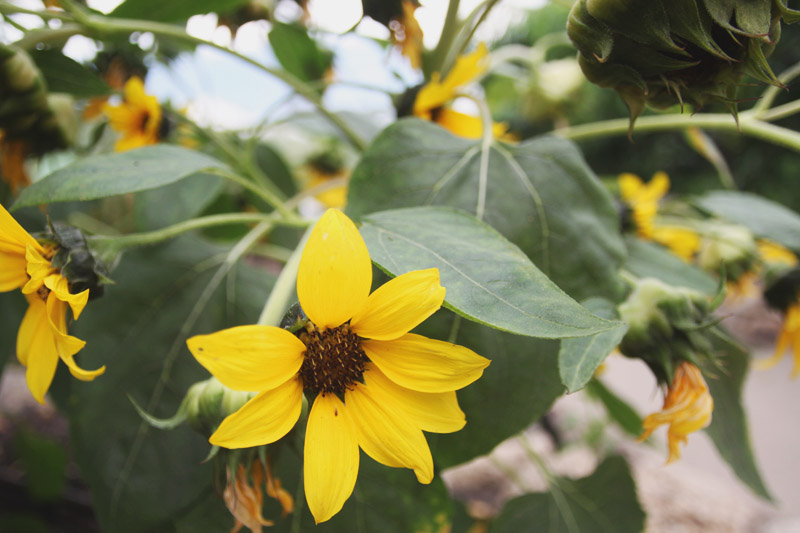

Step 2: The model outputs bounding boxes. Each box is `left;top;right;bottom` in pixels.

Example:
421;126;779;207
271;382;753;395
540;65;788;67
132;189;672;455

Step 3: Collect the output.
103;76;162;152
187;208;489;523
639;361;713;463
0;204;105;403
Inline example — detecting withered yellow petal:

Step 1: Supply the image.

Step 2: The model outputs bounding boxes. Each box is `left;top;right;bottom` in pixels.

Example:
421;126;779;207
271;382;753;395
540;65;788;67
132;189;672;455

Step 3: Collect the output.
17;297;59;403
362;333;490;393
209;377;303;448
346;383;433;484
350;268;445;341
304;394;359;524
47;295;101;382
297;209;372;329
187;325;305;392
363;366;465;434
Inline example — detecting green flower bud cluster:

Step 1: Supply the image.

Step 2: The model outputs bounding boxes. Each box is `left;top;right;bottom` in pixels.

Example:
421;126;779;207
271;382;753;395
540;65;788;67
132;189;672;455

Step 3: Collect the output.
38;223;112;300
697;222;757;281
567;0;800;124
618;278;719;383
0;45;77;152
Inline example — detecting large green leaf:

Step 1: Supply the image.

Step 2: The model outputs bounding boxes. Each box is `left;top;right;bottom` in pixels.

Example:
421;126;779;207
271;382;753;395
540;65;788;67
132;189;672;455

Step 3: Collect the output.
347;119;627;301
586;378;643;437
705;331;772;500
559;298;628;393
624;236;718;293
133;172;223;231
419;311;565;469
697;191;800;251
490;456;645;532
65;235;274;532
29;49;110;98
360;207;620;339
110;0;251;22
13;146;228;210
268;22;333;84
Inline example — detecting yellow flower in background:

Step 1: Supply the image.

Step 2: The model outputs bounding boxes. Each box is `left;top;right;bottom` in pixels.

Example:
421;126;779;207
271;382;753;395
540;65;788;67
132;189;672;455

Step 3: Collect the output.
304;166;349;209
651;226;701;262
639;361;713;463
0;205;105;403
413;44;510;140
187;208;489;523
0;131;31;195
390;0;424;69
756;300;800;378
103;76;162;152
758;240;798;267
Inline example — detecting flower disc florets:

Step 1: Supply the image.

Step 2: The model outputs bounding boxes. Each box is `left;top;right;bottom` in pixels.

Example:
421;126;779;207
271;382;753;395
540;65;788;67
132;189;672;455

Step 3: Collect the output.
298;322;368;396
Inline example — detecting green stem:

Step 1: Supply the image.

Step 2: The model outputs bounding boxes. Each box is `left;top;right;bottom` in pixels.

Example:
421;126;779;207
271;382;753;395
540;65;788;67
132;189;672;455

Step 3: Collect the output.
257;223;314;326
207;168;298;220
461;93;494;221
752;60;800;115
756;99;800;122
444;0;501;73
430;0;461;76
89;212;274;250
0;1;71;20
556;113;800;152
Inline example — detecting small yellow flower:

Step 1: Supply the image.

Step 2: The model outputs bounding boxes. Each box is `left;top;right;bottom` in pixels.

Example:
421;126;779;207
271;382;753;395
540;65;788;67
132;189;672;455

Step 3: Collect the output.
0;205;105;403
0;131;30;195
103;76;162;152
756;300;800;378
639;361;713;463
413;44;509;140
187;209;489;523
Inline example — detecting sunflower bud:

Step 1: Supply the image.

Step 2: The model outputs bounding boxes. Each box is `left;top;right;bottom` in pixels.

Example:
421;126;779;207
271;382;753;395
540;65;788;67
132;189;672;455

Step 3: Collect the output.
185;377;256;437
696;222;757;281
2;46;43;95
618;278;717;383
567;0;800;125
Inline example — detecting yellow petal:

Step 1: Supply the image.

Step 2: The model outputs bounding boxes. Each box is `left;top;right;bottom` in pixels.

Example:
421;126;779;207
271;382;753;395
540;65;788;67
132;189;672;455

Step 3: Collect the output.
297;209;372;329
362;333;489;393
124;76;147;105
187;325;306;392
47;295;102;382
618;173;644;203
210;377;303;448
345;382;433;484
304;393;360;524
0;203;42;256
0;252;28;291
44;274;89;319
646;172;670;201
17;297;59;403
350;269;445;341
363;365;465;433
413;43;488;114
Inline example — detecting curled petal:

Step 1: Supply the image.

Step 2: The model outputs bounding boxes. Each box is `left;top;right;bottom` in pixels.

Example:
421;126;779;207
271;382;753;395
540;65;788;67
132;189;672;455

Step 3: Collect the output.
346;383;433;484
47;295;102;382
362;333;490;393
22;245;55;294
297;209;372;329
187;325;305;392
304;393;360;524
351;269;445;341
45;274;89;319
210;378;303;449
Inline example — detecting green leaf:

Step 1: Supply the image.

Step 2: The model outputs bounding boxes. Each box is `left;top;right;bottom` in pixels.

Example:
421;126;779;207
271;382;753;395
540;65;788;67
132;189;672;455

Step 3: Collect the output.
29;49;110;98
624;236;718;293
65;235;274;532
13;146;228;210
110;0;251;22
361;207;620;339
133;172;223;231
697;191;800;251
268;22;333;84
14;429;67;503
559;298;628;393
490;456;646;533
347;119;626;301
585;379;643;437
705;331;772;500
420;312;565;469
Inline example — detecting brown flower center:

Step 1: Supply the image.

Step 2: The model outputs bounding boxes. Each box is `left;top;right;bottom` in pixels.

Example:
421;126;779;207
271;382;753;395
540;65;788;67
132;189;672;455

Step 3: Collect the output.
298;322;368;396
36;286;50;303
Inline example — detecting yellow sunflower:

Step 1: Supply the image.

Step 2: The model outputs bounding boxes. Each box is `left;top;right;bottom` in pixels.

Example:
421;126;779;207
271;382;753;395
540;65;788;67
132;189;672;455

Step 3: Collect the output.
0;204;105;403
756;299;800;378
639;361;713;463
103;76;162;152
413;44;509;140
187;208;489;523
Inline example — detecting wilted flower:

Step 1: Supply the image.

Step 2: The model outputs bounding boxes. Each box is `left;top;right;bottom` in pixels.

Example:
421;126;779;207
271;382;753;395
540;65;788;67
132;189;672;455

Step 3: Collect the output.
224;458;293;533
188;209;489;523
0;131;30;194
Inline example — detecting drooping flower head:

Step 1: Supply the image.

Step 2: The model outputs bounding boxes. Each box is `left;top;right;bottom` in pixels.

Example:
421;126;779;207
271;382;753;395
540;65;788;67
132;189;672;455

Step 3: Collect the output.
103;76;163;152
0;204;105;403
639;361;713;463
187;209;489;523
224;458;293;533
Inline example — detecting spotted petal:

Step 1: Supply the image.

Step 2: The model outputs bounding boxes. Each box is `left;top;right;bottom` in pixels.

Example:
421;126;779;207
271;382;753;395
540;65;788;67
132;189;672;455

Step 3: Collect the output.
351;268;445;341
362;333;490;393
210;377;303;448
187;325;305;392
346;382;433;484
297;209;372;329
304;393;360;524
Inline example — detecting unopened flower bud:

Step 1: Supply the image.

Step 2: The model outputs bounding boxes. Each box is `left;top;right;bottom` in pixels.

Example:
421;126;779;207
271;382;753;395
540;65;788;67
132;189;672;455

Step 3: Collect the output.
697;223;757;281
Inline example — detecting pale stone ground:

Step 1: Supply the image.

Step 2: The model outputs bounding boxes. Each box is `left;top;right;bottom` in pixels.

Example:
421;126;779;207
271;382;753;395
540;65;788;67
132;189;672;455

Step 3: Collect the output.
443;296;800;532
